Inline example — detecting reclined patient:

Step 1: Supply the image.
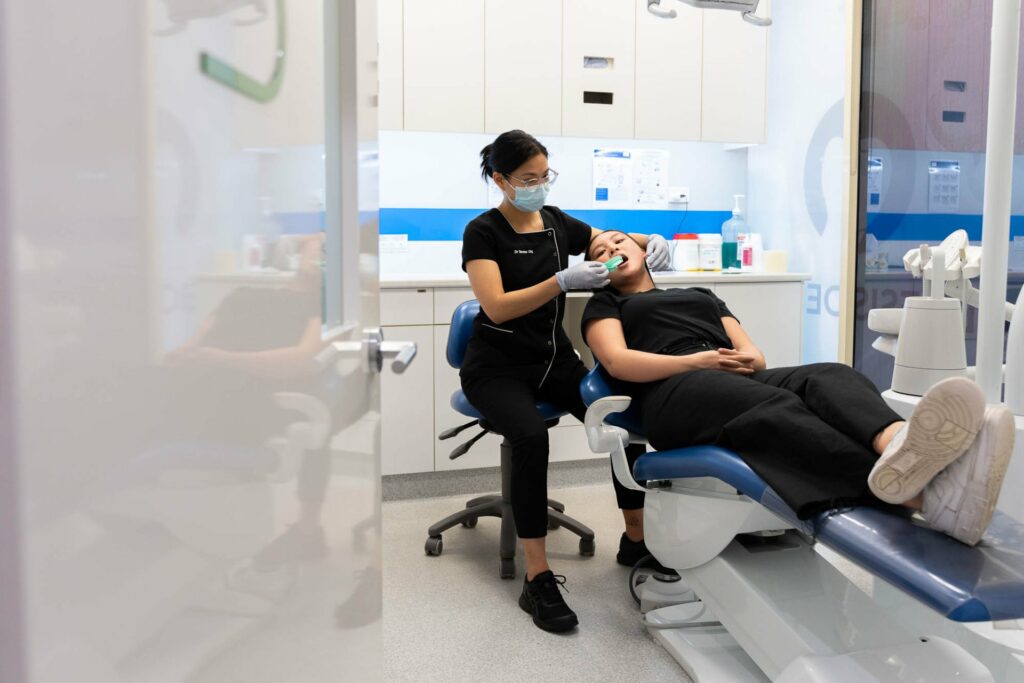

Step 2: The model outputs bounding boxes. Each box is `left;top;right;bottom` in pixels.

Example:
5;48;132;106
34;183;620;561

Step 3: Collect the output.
581;230;1016;545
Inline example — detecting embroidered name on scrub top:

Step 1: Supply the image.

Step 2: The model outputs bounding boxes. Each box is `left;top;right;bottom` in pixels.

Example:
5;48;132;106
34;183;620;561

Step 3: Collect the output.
460;206;592;380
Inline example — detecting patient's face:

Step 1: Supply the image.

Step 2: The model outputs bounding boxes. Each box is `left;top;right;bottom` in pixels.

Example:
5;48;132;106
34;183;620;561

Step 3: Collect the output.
588;230;645;284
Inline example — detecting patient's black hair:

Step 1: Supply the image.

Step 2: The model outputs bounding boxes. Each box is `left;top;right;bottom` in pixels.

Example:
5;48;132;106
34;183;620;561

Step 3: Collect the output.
480;130;549;182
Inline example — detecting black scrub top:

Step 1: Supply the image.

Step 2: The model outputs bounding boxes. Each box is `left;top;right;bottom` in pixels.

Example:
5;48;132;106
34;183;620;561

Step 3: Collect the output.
580;287;738;357
460;206;591;382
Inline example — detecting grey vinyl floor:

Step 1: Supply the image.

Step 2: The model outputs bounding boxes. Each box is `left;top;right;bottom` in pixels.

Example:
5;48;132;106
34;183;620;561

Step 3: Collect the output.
382;481;690;683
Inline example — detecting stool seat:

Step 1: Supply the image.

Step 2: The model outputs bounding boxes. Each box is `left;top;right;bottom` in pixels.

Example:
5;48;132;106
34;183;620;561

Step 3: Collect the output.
450;390;567;423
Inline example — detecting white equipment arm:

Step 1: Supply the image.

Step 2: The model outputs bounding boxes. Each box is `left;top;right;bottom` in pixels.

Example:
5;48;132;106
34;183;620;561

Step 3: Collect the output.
647;0;771;26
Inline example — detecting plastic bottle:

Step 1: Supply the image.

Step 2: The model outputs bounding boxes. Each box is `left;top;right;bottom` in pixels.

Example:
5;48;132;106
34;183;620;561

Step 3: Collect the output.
740;233;763;272
698;234;723;271
672;233;700;271
720;194;746;270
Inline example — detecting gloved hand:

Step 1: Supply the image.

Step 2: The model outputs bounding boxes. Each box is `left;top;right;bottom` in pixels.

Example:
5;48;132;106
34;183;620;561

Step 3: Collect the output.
645;234;672;271
555;261;610;291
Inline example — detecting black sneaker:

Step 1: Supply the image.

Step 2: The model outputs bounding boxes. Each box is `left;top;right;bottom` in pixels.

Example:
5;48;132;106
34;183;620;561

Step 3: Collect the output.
518;570;578;633
616;533;677;575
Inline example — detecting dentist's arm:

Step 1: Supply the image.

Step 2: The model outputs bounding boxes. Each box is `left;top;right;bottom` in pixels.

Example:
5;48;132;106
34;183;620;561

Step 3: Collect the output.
466;259;607;325
585;318;752;383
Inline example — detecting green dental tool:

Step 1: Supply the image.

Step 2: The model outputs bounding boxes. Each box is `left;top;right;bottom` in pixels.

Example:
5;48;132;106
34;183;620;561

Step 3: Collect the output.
605;255;628;271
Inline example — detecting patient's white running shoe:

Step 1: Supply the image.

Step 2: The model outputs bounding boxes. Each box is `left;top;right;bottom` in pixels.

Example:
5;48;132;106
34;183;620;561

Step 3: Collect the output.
920;405;1015;546
868;376;985;504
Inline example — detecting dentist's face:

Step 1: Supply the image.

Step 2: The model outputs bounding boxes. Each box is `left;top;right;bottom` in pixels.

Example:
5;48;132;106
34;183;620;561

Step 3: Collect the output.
588;230;645;284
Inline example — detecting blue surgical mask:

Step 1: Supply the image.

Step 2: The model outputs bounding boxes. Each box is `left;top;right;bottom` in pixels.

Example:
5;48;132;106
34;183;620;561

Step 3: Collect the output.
509;183;550;212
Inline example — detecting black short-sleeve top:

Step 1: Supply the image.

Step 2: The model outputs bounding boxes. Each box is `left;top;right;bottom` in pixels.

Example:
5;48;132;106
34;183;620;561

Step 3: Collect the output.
580;287;738;357
460;206;591;379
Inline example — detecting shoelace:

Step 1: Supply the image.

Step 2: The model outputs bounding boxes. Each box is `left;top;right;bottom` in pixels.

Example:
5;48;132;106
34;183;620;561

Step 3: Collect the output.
535;573;570;604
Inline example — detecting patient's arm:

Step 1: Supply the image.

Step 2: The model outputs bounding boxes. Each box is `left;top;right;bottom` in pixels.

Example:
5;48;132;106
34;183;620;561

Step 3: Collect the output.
189;317;327;380
585;318;747;383
722;317;767;371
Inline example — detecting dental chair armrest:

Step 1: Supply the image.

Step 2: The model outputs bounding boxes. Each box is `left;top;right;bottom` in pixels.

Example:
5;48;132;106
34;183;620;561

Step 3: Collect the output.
585;396;647;492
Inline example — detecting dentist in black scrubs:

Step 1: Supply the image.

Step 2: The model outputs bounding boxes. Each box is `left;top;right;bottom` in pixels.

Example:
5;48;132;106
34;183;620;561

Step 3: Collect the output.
460;130;671;633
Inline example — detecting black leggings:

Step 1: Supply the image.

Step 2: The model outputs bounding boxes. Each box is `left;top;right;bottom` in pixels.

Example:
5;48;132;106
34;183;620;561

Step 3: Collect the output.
462;357;646;539
641;362;903;519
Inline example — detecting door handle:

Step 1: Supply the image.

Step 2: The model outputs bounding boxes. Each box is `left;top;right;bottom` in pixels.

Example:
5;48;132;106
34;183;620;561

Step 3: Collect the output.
315;328;417;375
378;340;417;374
365;328;416;374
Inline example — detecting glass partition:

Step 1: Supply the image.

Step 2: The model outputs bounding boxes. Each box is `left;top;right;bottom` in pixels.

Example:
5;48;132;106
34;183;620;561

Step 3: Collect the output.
855;0;1023;391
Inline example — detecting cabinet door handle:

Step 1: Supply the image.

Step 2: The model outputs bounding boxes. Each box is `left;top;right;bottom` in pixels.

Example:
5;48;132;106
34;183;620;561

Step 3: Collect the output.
583;91;614;105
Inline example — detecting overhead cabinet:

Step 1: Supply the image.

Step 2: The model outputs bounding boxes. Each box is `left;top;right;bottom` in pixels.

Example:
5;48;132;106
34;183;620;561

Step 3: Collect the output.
484;0;563;136
402;0;485;133
634;1;703;141
700;1;769;143
382;1;768;143
561;0;637;138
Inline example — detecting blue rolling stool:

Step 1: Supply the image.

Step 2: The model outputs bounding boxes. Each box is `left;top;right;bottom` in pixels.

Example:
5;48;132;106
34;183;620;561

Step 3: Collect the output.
426;300;596;579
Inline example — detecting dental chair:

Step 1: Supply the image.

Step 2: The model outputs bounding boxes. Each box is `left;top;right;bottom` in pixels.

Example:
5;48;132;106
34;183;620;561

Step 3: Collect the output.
581;363;1024;682
424;299;595;579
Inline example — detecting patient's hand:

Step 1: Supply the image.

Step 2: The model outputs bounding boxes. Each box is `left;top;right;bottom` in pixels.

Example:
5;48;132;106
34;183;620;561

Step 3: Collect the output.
716;348;758;374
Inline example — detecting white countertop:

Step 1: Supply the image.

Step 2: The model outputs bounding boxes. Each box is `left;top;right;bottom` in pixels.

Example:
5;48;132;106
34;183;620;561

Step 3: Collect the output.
381;271;812;289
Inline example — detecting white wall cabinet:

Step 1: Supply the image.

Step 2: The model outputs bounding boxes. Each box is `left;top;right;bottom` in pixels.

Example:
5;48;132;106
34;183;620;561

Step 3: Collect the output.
634;1;703;141
383;2;768;143
378;0;404;131
561;0;637;138
700;1;770;143
484;0;563;136
402;0;485;133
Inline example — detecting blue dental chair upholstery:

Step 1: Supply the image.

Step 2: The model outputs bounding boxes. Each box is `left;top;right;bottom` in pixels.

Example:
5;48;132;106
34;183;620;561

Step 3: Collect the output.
580;363;1024;623
425;300;596;579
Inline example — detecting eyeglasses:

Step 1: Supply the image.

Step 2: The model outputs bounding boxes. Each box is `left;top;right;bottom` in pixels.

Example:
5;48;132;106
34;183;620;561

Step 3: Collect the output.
503;169;559;188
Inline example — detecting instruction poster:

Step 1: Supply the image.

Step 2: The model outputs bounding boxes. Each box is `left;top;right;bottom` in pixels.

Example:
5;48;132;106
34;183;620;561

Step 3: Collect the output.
928;160;960;212
593;148;669;209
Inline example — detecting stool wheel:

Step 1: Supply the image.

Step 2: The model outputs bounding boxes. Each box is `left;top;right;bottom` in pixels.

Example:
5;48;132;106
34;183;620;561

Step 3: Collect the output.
547;518;560;531
424;536;443;556
461;517;478;529
499;557;515;579
579;538;595;556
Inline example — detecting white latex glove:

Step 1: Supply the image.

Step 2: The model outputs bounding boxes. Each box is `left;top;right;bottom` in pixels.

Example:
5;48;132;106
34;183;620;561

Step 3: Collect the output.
555;261;610;291
646;234;672;271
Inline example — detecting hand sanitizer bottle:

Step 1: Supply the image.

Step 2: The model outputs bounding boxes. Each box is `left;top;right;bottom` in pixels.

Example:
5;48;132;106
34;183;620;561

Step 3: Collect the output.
721;195;745;270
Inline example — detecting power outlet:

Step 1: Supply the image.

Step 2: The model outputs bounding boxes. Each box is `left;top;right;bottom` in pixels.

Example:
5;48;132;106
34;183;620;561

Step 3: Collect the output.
668;186;690;204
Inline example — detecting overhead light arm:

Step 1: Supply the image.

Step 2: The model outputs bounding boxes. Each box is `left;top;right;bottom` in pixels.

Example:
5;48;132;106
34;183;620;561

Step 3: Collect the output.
647;0;772;27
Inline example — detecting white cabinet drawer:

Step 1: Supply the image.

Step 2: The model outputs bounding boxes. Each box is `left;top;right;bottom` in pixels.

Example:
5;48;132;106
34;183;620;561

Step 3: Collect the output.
381;288;433;326
433;287;475;325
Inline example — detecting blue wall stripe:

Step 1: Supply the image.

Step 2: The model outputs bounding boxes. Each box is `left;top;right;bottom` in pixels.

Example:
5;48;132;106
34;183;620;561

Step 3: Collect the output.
867;212;1024;241
277;208;1024;242
379;207;733;241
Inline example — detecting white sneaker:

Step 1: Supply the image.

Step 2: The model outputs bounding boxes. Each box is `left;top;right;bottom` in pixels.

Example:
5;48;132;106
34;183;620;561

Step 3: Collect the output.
921;406;1015;546
868;376;985;504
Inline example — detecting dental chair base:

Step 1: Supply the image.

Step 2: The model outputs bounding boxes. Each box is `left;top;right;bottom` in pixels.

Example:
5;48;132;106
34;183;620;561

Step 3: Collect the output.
582;383;1024;682
639;484;993;682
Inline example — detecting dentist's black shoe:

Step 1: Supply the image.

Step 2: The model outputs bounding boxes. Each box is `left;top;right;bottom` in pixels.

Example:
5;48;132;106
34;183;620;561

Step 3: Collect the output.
616;533;677;575
518;570;578;633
